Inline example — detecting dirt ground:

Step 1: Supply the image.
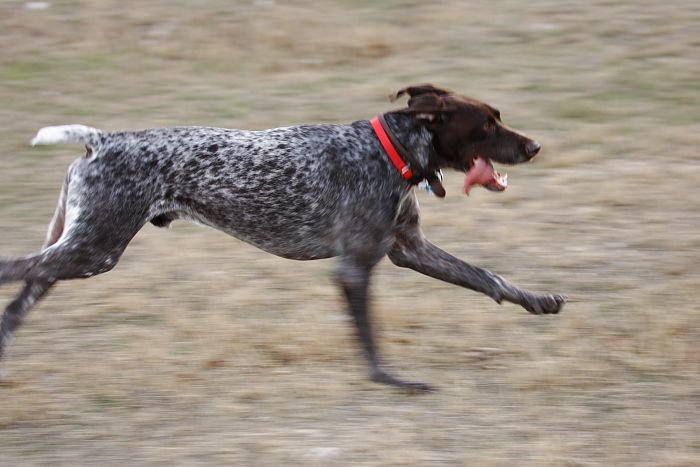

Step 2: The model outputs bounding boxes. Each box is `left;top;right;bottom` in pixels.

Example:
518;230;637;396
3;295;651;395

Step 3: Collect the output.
1;0;699;465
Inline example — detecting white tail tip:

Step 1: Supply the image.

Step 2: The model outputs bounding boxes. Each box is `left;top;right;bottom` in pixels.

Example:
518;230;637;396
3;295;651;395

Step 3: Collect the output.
31;124;102;146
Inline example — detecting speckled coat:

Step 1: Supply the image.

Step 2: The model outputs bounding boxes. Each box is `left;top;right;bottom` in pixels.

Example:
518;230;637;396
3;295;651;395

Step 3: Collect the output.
0;85;565;389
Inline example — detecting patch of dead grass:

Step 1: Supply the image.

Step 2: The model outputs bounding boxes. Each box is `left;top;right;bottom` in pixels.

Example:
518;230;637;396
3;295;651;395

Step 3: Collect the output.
1;0;699;465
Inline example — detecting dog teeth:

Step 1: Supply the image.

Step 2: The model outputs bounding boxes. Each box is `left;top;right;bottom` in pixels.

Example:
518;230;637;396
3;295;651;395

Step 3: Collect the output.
495;172;508;186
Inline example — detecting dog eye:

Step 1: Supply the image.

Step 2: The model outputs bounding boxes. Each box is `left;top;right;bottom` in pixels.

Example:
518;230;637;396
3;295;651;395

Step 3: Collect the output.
484;120;496;131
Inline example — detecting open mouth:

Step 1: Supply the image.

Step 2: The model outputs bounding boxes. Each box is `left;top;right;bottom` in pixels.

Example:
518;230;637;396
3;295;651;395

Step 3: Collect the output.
463;156;508;195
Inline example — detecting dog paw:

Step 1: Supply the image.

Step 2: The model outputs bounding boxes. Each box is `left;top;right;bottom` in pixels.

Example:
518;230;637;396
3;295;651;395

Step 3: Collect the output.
523;293;566;315
370;369;435;393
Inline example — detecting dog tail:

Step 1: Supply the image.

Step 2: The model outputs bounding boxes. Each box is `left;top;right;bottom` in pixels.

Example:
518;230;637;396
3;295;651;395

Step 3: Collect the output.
31;125;103;148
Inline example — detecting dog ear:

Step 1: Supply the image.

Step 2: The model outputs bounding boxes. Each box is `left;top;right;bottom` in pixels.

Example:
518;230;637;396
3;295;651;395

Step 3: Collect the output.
391;84;455;126
390;84;451;102
401;93;454;125
404;94;444;123
391;84;453;123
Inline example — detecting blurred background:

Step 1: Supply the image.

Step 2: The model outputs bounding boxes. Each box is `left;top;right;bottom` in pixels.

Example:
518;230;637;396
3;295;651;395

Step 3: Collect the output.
0;0;698;465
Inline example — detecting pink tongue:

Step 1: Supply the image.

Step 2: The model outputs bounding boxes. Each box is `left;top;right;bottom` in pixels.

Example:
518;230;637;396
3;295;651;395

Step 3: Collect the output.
463;157;506;195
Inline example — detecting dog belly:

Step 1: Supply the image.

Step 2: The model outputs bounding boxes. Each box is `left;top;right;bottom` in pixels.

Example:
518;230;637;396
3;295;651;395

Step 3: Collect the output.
211;222;336;260
175;205;338;261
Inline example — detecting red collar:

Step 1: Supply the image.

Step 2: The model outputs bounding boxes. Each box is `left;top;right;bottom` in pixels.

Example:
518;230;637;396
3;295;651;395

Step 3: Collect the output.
370;115;414;181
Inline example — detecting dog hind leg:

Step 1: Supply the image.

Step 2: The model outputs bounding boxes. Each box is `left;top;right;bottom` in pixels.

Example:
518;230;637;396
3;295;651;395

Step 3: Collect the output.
0;162;145;365
0;167;71;364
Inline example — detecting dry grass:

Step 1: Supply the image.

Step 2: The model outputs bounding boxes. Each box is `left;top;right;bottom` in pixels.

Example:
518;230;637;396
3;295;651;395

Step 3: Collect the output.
1;0;699;465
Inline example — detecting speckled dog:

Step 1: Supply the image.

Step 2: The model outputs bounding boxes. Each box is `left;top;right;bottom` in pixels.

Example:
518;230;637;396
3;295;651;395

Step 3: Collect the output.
0;84;565;390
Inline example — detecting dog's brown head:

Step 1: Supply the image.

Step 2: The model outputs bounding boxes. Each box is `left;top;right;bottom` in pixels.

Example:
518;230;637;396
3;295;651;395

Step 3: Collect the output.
393;84;541;194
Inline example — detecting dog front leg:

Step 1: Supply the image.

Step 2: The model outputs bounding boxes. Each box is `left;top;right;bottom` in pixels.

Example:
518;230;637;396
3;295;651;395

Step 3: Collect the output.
388;239;565;315
336;257;433;392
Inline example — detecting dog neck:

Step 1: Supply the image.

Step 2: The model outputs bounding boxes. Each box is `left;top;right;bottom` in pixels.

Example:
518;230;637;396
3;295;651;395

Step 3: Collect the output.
381;112;446;197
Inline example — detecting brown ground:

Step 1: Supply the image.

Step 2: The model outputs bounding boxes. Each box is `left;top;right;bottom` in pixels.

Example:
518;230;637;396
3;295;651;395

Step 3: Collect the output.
1;1;699;465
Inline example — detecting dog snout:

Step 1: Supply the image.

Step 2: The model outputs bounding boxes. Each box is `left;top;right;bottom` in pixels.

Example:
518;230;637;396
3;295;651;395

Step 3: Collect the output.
525;140;541;159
